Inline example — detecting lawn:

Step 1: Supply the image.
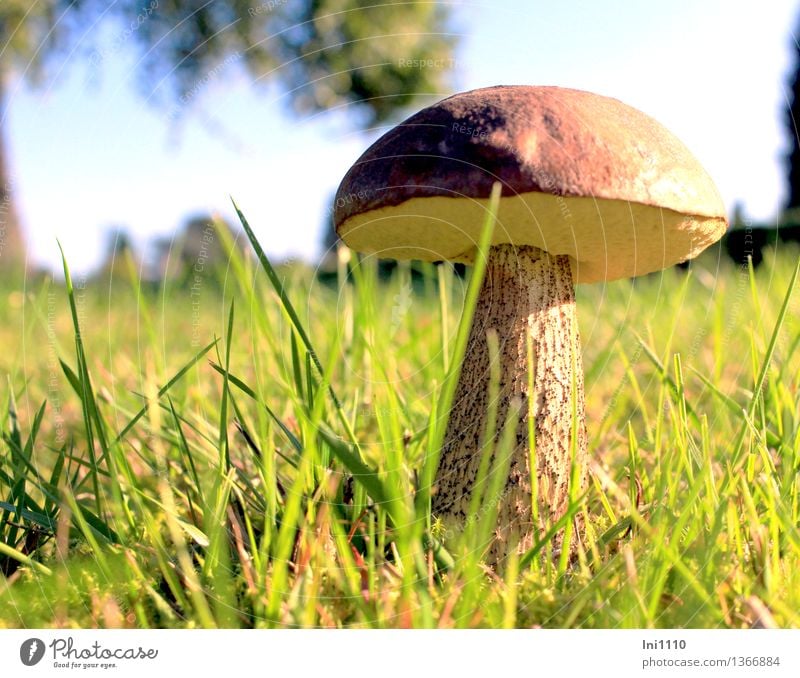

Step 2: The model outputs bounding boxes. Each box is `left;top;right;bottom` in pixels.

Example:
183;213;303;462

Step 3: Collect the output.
1;213;799;629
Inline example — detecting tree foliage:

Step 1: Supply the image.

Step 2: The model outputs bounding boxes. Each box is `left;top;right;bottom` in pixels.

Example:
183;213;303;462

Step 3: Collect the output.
0;1;457;268
0;1;67;81
4;0;456;125
104;0;456;125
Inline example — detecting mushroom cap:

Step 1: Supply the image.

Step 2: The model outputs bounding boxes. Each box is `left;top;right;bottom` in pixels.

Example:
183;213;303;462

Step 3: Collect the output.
333;85;727;283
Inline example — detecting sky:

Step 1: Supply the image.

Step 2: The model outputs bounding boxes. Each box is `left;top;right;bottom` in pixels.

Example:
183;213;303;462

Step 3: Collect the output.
5;0;799;274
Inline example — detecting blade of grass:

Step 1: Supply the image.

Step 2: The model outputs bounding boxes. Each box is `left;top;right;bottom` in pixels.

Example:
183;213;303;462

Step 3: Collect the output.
231;199;360;451
728;256;800;473
417;183;502;527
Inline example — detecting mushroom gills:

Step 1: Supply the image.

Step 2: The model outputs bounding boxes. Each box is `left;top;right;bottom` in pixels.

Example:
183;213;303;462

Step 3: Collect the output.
336;193;726;284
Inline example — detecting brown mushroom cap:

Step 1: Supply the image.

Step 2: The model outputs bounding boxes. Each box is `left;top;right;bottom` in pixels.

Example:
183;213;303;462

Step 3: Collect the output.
333;85;727;283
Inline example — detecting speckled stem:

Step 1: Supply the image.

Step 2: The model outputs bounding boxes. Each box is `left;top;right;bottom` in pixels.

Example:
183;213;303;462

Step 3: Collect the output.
432;244;588;566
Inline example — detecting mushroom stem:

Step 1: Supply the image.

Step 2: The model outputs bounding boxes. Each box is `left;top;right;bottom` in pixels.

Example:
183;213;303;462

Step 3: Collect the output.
432;244;588;565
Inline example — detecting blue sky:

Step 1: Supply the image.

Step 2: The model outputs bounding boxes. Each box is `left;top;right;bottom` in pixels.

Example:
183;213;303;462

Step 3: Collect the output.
6;0;799;273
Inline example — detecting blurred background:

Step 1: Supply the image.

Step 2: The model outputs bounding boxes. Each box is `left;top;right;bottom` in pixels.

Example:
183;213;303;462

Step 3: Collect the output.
1;0;800;281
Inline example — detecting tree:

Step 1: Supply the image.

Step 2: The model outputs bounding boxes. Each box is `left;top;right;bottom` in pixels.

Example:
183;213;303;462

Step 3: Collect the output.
97;226;138;281
0;1;457;271
129;0;456;125
787;17;800;210
150;214;244;286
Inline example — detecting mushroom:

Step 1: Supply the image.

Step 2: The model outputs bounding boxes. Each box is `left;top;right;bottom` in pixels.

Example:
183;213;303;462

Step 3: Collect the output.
333;85;727;565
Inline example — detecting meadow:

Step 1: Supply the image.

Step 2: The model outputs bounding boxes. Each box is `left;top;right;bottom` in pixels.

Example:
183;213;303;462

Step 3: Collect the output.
0;211;799;629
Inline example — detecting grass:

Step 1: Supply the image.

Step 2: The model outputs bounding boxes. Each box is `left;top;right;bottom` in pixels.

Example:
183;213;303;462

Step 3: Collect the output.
0;208;799;629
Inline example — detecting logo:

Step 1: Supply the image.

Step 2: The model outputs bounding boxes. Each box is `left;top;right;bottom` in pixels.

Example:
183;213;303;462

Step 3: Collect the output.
20;638;45;666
